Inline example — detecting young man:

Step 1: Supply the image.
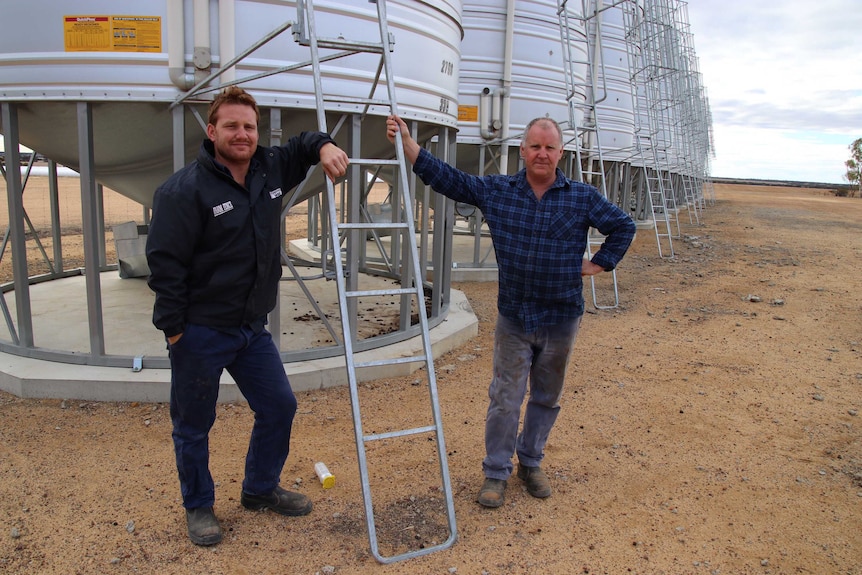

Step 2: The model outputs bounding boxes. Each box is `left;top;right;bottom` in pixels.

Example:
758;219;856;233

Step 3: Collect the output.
146;87;348;545
386;114;636;507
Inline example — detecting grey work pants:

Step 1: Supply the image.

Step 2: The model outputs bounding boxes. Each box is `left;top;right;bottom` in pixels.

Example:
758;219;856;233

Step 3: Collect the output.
482;314;582;480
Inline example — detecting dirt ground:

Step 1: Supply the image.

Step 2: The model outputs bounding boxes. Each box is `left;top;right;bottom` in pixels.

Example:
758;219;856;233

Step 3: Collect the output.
0;182;860;575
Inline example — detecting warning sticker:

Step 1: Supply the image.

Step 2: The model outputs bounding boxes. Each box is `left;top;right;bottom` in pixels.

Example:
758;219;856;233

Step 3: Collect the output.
64;15;162;53
458;105;479;123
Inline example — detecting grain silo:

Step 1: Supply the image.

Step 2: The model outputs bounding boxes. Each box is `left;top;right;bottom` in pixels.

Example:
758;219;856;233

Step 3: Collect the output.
0;0;474;398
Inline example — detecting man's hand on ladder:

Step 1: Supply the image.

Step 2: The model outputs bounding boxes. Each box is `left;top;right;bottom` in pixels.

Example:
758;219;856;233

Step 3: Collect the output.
319;142;349;182
386;115;421;164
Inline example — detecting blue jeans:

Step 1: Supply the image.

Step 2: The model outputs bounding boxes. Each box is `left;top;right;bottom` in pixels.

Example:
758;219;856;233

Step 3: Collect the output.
482;314;582;480
168;323;297;509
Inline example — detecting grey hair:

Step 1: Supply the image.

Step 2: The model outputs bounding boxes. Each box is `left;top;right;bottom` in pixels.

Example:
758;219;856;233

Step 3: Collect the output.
524;117;563;145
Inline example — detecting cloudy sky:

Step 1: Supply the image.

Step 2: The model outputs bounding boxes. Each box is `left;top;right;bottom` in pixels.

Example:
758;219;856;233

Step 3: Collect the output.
685;0;862;184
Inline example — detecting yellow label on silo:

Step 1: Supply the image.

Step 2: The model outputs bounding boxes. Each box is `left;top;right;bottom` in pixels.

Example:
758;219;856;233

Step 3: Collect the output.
458;105;479;123
64;16;161;53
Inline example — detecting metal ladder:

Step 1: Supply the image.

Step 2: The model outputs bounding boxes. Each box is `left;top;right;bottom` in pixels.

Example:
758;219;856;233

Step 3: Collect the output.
636;0;684;239
293;0;456;564
620;0;674;258
558;0;620;309
681;172;701;224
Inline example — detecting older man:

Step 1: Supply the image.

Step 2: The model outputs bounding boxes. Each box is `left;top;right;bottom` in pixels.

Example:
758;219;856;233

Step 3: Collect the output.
386;114;636;507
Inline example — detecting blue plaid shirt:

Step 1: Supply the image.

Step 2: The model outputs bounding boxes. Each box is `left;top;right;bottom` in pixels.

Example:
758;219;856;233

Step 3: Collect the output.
414;148;636;333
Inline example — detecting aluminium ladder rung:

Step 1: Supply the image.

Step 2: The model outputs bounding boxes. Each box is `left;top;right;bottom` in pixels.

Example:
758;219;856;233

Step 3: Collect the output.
345;287;416;298
354;354;428;369
346;158;401;166
321;94;395;108
295;36;388;53
365;425;437;442
337;221;408;230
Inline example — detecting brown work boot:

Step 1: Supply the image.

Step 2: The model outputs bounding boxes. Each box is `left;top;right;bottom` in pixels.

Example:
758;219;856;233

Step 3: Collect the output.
241;486;313;516
185;506;223;546
517;464;551;498
477;477;507;508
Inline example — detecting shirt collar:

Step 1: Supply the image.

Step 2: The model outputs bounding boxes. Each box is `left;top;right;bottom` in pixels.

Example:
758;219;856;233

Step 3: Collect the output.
514;167;568;195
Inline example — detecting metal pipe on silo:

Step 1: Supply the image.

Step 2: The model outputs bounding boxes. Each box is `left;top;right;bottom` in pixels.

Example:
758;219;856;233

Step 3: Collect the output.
193;0;212;76
500;0;515;174
168;0;196;90
479;87;500;139
219;0;237;83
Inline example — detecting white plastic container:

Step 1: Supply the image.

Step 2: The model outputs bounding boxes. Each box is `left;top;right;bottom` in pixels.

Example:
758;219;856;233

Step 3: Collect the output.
314;461;335;489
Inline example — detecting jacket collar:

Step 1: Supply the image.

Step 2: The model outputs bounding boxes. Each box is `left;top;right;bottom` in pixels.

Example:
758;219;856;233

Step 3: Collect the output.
198;139;263;187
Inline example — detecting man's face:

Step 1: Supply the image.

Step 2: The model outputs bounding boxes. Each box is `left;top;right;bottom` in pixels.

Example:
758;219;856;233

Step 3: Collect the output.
520;122;564;181
206;102;259;166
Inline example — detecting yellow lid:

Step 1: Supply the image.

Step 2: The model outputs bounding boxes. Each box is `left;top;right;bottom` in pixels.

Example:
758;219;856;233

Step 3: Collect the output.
314;461;335;489
321;474;335;489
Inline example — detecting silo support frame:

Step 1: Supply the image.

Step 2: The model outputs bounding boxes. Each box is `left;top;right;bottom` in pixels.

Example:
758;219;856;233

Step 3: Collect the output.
77;103;107;356
298;0;457;564
1;103;32;346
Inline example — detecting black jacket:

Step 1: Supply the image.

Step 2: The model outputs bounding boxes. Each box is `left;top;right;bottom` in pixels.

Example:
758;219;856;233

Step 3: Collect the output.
146;132;334;338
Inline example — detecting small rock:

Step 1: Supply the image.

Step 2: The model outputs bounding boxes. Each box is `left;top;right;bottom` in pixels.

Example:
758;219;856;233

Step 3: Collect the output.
746;294;762;302
126;520;135;533
813;394;825;401
848;409;857;416
10;528;20;539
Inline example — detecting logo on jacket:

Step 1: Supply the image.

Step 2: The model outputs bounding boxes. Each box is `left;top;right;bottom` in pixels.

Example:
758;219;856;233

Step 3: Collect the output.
212;201;234;217
269;187;283;200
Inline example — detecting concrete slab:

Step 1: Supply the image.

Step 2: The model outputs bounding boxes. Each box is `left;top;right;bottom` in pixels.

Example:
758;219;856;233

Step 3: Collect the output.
0;274;478;403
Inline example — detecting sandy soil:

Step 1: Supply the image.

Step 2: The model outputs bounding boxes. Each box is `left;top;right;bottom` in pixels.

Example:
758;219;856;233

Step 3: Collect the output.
0;182;860;575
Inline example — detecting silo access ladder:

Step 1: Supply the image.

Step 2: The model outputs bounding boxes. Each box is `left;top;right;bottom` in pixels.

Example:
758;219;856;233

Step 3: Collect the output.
557;0;620;309
619;0;675;258
293;0;456;564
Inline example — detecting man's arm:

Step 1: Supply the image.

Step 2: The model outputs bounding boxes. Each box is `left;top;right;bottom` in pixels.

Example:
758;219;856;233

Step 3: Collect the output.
588;198;637;271
385;114;491;209
318;142;349;182
386;115;422;164
146;181;198;341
